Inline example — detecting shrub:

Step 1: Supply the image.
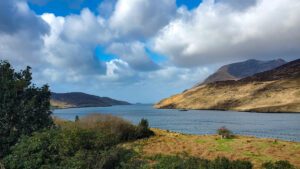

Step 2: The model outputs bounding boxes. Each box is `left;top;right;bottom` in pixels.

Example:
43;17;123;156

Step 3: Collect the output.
136;118;155;139
75;115;80;122
262;160;295;169
76;114;138;141
211;157;252;169
59;114;155;141
0;61;53;157
217;126;233;139
151;155;252;169
231;159;253;169
3;128;129;169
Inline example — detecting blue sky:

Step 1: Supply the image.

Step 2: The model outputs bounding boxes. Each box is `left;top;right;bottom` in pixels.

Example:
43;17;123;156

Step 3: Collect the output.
29;0;203;16
1;0;299;103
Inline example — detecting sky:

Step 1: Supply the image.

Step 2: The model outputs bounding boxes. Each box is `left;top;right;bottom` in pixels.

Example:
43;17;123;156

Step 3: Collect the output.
0;0;300;103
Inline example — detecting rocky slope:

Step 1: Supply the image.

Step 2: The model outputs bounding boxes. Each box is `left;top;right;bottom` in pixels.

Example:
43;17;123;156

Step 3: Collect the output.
155;59;300;113
51;92;131;109
201;59;286;85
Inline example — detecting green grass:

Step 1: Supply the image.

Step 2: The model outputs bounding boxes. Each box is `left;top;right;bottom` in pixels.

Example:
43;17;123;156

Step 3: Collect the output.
194;139;207;144
243;152;274;162
215;138;234;152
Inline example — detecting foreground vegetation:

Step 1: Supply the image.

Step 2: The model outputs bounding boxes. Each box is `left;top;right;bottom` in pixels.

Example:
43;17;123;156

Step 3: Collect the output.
3;114;154;169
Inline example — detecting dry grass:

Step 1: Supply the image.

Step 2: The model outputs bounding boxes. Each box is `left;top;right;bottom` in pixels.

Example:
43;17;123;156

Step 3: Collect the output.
155;78;300;112
53;114;134;131
123;129;300;169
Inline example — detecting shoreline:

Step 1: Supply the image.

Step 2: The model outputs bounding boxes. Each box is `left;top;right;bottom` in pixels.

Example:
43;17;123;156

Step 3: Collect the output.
154;106;300;113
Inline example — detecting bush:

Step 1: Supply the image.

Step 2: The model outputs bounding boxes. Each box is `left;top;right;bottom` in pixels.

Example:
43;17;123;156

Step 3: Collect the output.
59;114;154;141
150;155;252;169
3;115;155;169
217;126;233;139
136;118;155;139
211;157;252;169
262;160;295;169
3;128;130;169
0;61;53;157
75;114;137;141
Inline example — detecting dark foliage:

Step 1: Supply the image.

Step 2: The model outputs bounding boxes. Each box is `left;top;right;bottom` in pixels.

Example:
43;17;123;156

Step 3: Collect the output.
75;115;79;122
217;126;233;139
262;160;295;169
151;155;253;169
0;61;53;157
136;118;155;139
3;128;133;169
3;115;155;169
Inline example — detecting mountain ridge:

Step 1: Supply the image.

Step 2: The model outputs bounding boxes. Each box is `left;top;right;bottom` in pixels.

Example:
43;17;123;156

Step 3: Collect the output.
155;59;300;113
200;59;286;85
51;92;131;109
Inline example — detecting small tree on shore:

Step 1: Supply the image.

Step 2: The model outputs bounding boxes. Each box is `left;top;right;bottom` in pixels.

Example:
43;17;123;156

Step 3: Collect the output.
136;118;154;138
75;115;80;122
217;126;232;139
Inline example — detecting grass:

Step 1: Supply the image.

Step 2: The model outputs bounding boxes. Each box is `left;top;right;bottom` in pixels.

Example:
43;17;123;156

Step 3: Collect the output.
122;129;300;169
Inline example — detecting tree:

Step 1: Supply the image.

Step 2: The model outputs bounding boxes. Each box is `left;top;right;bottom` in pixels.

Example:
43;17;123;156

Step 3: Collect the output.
0;61;53;157
217;126;232;139
75;115;79;122
136;118;154;138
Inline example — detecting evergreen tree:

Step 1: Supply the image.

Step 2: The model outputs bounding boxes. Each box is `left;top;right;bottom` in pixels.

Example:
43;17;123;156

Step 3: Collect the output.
0;61;53;157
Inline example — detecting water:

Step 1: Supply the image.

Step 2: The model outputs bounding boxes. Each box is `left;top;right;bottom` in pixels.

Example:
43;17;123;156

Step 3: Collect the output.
53;104;300;142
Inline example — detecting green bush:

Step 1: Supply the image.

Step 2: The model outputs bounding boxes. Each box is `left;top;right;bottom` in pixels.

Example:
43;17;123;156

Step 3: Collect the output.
136;118;155;139
217;126;233;139
63;114;154;141
3;128;130;169
262;160;295;169
0;61;53;157
150;155;252;169
3;115;155;169
211;157;252;169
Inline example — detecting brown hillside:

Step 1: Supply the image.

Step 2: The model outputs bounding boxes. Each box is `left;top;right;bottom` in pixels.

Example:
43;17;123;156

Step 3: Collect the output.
155;59;300;113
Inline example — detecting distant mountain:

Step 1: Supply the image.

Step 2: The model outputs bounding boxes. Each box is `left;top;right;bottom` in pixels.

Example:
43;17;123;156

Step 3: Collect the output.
201;59;286;85
50;92;131;109
155;59;300;113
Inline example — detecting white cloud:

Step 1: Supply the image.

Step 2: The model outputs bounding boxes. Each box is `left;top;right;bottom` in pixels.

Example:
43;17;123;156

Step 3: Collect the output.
153;0;300;67
109;0;176;38
61;8;112;44
107;41;160;71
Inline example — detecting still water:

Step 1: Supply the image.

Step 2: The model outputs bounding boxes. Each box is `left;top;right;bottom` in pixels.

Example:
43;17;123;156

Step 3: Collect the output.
53;104;300;142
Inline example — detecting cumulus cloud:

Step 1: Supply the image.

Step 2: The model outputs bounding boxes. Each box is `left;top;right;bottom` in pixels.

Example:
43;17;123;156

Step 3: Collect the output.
109;0;176;39
107;41;160;71
153;0;300;67
41;11;107;81
0;0;49;67
0;0;48;35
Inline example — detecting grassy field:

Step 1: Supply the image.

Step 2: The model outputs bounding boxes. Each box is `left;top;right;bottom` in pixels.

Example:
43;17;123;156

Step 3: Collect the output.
123;129;300;169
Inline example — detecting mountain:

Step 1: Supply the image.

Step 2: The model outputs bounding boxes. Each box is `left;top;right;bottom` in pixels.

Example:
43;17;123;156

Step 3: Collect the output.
50;92;131;109
155;59;300;113
200;59;286;85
